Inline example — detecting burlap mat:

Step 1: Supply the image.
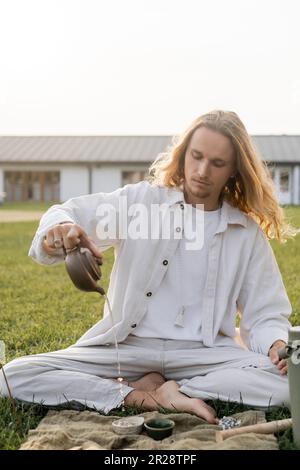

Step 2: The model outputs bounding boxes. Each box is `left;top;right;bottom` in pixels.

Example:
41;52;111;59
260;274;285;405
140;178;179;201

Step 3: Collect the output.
20;409;278;450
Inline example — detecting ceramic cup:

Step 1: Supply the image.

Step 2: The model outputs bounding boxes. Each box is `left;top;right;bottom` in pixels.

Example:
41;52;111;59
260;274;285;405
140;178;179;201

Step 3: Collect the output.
112;416;145;435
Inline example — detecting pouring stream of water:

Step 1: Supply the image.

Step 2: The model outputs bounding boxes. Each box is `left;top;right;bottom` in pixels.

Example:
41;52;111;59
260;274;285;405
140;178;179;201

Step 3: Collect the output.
103;293;126;411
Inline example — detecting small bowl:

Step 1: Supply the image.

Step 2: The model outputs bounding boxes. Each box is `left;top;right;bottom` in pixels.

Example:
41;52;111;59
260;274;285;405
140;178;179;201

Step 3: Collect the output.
112;416;145;435
144;418;175;440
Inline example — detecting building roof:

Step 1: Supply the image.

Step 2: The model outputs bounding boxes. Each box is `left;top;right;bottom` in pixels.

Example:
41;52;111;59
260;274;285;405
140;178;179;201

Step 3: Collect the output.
0;135;299;164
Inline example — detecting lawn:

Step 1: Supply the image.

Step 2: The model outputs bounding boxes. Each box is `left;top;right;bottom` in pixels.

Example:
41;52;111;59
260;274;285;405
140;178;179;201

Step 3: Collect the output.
0;201;54;211
0;205;300;450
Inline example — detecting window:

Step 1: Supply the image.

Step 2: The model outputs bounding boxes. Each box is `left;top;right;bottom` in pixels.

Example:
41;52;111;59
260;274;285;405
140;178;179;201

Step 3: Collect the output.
268;166;275;181
279;168;290;193
4;171;60;202
122;170;147;186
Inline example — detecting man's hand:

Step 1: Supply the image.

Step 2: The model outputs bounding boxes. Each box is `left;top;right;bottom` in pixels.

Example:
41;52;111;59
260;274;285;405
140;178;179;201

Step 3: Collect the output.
43;222;103;260
268;340;288;375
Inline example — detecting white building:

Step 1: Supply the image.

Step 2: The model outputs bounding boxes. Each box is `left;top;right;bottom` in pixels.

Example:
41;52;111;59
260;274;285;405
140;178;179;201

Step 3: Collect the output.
0;135;299;205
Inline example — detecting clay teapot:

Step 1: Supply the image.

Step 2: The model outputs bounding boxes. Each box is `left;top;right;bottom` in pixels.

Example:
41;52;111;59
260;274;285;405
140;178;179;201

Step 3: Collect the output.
64;245;105;295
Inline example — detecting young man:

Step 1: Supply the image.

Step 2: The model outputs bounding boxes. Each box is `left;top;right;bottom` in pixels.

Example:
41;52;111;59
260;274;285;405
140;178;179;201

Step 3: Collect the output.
1;110;297;424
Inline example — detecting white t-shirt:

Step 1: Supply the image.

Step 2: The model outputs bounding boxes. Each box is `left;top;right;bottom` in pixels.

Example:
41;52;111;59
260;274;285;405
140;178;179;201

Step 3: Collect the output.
133;204;221;340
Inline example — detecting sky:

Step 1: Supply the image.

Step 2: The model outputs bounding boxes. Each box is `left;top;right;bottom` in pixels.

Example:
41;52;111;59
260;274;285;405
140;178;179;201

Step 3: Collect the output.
0;0;299;135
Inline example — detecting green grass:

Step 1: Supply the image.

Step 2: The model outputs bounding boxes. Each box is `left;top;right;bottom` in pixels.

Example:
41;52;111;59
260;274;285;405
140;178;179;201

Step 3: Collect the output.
0;201;55;211
0;207;300;450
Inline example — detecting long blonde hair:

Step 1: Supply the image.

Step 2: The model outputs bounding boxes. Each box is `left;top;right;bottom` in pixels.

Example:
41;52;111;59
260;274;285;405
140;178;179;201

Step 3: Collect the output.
147;110;299;243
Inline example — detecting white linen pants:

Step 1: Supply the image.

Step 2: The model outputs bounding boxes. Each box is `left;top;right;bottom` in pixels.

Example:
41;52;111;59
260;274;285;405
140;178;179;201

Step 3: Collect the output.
0;334;290;415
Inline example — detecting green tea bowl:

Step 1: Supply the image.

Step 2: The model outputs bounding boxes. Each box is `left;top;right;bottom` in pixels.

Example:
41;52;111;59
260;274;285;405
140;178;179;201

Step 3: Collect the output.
144;418;175;440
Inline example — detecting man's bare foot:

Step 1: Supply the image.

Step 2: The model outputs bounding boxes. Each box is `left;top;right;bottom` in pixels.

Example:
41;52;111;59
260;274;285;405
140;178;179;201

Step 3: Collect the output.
112;372;165;392
130;372;166;391
124;380;218;424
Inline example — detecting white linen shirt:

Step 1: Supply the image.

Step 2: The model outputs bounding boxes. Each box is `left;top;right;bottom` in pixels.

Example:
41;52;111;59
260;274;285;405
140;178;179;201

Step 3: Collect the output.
28;180;292;355
133;206;221;340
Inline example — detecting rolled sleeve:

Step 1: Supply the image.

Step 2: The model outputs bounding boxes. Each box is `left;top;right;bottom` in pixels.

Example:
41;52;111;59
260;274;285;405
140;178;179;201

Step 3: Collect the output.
28;184;132;266
28;183;145;265
237;226;292;356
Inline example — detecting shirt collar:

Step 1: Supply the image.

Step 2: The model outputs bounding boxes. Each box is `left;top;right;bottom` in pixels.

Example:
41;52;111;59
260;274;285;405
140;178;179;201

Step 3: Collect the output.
165;186;248;232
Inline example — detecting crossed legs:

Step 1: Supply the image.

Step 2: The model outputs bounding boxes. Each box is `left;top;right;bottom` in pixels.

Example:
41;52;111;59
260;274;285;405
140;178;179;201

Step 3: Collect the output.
112;372;218;424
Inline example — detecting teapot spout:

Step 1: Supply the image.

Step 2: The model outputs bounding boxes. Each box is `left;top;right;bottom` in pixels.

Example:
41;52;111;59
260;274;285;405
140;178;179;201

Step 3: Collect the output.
96;285;106;295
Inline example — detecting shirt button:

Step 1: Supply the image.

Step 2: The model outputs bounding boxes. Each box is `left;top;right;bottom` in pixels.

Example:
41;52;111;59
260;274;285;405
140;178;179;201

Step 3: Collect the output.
163;260;168;265
180;203;184;210
146;292;152;297
176;227;181;232
131;323;137;328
